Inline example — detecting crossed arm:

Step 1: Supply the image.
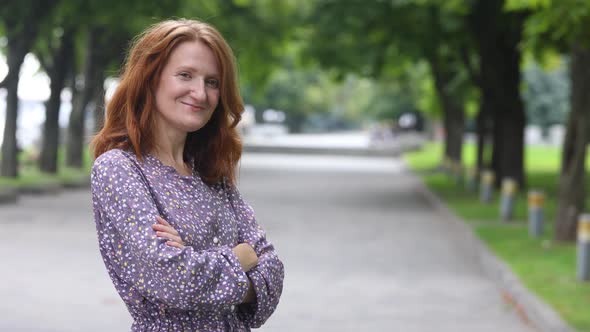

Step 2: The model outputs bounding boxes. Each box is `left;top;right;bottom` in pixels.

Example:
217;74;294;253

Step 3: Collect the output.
152;215;258;304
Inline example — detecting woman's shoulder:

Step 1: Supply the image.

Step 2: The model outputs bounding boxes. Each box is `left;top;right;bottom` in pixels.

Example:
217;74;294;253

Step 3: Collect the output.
92;148;139;172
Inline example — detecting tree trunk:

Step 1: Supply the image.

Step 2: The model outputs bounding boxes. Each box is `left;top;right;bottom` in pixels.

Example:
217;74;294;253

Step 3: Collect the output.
0;0;58;177
66;28;101;168
554;43;590;242
39;28;75;173
443;107;464;163
1;37;32;177
493;91;526;187
0;49;24;177
469;0;527;188
429;57;465;163
488;46;526;188
475;99;493;172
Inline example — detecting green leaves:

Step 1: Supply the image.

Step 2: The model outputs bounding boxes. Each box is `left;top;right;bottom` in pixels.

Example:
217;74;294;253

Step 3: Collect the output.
509;0;590;53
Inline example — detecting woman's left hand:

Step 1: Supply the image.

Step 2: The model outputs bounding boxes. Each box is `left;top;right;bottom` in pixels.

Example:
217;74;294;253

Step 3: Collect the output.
152;216;185;249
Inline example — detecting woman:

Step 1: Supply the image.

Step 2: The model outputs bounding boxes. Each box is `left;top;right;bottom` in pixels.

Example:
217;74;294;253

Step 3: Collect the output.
90;19;284;331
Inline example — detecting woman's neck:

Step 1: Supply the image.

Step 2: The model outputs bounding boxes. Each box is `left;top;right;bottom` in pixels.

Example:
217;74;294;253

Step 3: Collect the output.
151;118;188;167
150;130;190;175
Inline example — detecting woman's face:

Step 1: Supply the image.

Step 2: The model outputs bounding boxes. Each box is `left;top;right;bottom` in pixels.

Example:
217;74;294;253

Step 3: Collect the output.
153;40;221;136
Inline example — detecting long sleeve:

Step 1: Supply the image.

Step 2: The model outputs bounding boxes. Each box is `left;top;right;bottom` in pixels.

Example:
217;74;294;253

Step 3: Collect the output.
225;182;284;328
91;150;249;311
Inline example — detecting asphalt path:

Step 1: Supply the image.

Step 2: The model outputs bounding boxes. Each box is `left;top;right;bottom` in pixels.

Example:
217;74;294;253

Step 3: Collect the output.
0;153;532;332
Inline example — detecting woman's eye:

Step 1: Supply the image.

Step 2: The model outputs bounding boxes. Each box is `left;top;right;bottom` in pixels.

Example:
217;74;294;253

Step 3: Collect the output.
178;72;191;79
206;79;219;89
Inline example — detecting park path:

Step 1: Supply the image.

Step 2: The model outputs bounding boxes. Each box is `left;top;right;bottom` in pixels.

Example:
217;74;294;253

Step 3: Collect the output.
0;153;532;332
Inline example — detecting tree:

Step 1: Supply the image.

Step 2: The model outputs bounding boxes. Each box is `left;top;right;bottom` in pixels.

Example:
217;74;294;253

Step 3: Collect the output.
256;64;333;132
66;25;129;168
63;0;180;168
0;1;59;177
182;0;302;94
508;0;590;241
467;0;529;187
34;3;78;173
424;5;472;164
304;0;472;163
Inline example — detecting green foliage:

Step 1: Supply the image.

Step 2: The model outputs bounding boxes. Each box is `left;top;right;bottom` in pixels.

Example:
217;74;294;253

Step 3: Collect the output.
182;0;303;89
250;63;336;132
302;0;476;131
505;0;551;10
508;0;590;54
364;71;425;121
262;69;316;129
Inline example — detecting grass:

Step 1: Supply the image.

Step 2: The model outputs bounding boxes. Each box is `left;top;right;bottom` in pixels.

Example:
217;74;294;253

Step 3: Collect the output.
0;147;92;189
405;142;590;332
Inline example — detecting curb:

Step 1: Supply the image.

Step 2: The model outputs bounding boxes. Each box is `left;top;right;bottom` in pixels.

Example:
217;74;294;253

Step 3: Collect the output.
412;171;577;332
242;144;410;157
18;182;63;195
0;176;91;204
0;187;18;204
243;133;425;157
61;176;91;189
243;144;420;157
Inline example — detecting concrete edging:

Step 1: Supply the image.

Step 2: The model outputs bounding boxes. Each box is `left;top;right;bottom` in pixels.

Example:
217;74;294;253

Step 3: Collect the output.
18;182;63;195
413;171;577;332
0;176;91;204
0;187;18;203
243;132;426;157
243;144;408;157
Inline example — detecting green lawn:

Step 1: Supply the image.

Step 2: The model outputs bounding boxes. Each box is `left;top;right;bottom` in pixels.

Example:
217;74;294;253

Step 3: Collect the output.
0;147;92;189
405;142;590;332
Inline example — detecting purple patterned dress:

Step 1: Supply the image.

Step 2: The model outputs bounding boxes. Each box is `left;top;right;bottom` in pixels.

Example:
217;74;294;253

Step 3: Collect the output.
91;149;284;331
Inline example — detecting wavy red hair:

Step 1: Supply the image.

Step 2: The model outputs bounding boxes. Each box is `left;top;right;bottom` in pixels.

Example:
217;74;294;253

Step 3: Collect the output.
91;19;243;186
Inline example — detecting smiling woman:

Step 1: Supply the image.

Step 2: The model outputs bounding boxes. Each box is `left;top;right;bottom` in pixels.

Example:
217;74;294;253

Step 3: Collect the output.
89;19;284;332
153;40;220;140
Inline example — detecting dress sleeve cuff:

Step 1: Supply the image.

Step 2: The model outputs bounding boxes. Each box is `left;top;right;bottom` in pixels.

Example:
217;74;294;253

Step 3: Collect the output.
237;267;269;327
218;246;250;304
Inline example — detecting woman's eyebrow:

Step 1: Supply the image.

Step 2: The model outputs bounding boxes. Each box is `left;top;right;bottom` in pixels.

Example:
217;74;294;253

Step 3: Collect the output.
175;65;219;77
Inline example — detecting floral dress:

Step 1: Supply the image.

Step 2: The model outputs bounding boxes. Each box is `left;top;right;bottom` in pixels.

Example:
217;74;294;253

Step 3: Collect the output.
91;149;284;331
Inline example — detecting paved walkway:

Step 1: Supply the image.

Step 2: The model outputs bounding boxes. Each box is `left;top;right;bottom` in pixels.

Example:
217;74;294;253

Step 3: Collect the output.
0;153;532;331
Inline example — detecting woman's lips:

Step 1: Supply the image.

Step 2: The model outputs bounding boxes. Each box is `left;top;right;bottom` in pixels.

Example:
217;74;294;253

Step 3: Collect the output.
181;101;205;111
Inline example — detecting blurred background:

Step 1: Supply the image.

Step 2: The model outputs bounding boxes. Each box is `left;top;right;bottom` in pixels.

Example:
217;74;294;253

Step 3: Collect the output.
1;0;590;331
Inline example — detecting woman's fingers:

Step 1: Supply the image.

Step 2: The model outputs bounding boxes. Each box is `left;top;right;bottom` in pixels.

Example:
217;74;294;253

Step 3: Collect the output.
156;231;185;249
152;221;180;236
155;231;183;244
153;216;185;248
153;224;180;236
157;216;172;227
156;216;176;232
166;241;184;249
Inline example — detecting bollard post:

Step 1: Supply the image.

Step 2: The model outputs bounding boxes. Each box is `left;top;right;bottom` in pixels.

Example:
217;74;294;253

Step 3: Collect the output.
480;170;494;204
578;214;590;281
528;191;545;237
466;168;478;192
500;178;517;222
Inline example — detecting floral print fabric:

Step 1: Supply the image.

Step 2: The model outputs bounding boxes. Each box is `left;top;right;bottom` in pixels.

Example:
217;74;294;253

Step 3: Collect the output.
91;149;284;331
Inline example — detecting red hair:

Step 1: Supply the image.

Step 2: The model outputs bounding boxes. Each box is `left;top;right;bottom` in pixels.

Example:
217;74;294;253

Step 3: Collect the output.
91;19;243;186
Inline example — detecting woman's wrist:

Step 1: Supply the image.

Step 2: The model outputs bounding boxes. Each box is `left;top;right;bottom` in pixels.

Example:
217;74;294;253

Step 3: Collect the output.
232;243;258;272
241;277;256;303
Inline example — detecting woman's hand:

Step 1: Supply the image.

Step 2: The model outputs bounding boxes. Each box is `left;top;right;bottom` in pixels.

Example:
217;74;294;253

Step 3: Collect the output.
152;216;185;249
232;243;258;272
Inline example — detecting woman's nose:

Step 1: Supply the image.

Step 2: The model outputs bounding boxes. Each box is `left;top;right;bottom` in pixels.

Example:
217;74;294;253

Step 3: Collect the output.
190;80;207;101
